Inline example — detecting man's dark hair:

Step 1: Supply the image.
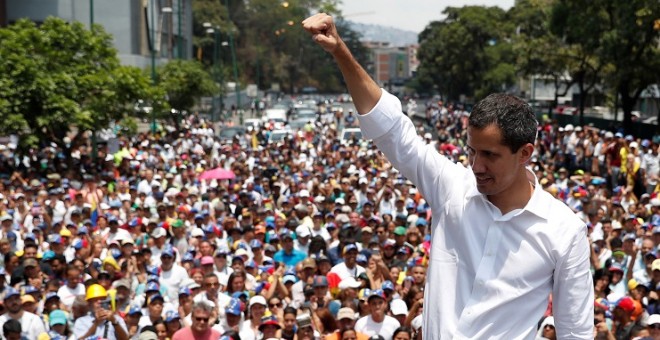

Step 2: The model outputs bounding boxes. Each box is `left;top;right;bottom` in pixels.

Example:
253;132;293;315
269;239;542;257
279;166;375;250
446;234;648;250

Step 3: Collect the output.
468;93;538;153
3;319;21;336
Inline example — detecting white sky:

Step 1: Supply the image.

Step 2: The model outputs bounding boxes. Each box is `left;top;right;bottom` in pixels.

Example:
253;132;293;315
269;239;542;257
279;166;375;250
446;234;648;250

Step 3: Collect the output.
339;0;515;33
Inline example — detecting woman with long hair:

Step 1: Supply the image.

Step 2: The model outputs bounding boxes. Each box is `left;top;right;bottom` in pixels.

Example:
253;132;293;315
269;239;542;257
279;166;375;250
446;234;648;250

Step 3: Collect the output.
225;270;248;296
315;307;338;336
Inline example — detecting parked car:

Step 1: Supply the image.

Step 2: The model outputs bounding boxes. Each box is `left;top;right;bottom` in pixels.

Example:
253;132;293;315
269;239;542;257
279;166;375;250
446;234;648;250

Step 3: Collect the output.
268;130;292;144
218;126;246;146
340;127;363;145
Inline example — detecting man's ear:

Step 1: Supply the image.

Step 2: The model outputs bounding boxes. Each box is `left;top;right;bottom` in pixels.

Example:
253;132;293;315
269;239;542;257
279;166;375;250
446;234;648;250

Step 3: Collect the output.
519;143;535;165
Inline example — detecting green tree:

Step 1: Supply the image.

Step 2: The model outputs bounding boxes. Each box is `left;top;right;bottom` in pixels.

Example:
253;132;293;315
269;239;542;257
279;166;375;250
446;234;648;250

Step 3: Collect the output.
0;17;154;158
551;0;660;131
156;59;218;128
416;6;517;102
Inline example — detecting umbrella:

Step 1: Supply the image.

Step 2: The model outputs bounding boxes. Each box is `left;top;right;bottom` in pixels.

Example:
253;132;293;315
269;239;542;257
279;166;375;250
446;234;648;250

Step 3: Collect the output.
199;167;236;181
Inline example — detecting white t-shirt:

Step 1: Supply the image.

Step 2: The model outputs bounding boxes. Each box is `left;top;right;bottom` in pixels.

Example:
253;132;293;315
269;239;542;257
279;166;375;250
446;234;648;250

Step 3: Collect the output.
57;283;86;308
160;265;190;305
355;315;400;340
330;262;366;281
0;311;47;340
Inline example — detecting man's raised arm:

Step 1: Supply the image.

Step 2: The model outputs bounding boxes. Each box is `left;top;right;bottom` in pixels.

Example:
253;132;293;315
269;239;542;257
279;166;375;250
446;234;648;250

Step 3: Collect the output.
302;13;382;115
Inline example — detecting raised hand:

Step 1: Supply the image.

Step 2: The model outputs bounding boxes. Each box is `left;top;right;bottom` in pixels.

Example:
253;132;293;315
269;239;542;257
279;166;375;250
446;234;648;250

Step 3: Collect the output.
302;13;341;54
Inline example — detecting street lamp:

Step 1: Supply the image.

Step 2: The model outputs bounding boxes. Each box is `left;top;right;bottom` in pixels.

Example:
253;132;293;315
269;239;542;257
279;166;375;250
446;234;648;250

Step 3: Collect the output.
149;2;172;133
225;0;241;124
204;23;224;122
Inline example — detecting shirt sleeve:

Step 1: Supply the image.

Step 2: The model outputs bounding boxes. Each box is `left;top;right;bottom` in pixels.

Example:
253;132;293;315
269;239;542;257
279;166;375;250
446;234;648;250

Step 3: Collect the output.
552;225;594;339
357;89;468;207
73;317;91;338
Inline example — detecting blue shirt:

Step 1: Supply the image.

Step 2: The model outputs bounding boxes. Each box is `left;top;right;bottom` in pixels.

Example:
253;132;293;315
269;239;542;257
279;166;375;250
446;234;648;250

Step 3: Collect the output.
273;249;307;268
73;314;128;340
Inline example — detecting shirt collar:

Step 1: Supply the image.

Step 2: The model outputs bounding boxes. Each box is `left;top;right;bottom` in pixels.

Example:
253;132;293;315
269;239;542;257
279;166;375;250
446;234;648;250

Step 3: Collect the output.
465;167;550;221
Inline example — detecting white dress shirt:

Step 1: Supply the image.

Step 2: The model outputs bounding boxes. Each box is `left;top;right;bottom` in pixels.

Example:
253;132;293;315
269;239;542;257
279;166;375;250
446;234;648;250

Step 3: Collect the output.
358;89;593;339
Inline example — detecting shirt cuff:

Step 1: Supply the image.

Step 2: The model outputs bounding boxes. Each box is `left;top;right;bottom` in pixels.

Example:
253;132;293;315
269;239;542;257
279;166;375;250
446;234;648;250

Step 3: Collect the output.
357;89;402;140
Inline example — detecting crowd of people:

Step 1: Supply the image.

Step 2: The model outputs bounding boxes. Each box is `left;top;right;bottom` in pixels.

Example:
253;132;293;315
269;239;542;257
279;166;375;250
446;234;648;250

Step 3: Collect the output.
0;94;658;340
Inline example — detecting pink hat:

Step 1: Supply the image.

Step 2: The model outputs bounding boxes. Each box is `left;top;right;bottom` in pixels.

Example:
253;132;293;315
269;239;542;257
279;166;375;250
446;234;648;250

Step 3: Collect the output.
201;256;214;265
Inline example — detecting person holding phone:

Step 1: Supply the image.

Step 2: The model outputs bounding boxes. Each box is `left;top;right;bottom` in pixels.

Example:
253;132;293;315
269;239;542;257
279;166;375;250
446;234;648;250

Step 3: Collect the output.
72;284;129;340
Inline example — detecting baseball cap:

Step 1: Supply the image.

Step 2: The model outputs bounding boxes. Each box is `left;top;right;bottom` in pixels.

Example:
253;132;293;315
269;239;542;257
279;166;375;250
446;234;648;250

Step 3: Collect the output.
343;244;358;255
249;295;267;308
338;277;362;289
159;310;178;324
3;287;19;300
178;286;192;296
146;281;160;293
616;297;635;313
201;256;214;266
302;258;317;270
381;280;395;291
225;298;242;315
653;259;660;271
367;289;387;301
23;258;39;268
390;299;408;316
127;304;143;316
250;239;263;249
49;310;67;326
151;227;167;238
609;262;624;273
283;275;297;284
147;294;164;305
337;307;357;321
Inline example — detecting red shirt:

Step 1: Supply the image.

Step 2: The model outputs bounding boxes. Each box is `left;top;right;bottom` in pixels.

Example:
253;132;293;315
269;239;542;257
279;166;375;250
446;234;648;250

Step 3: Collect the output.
172;327;221;340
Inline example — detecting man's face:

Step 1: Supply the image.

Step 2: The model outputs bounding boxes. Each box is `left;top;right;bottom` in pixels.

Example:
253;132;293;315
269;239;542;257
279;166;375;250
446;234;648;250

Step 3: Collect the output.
67;268;81;288
344;250;358;267
226;313;241;326
192;309;211;333
5;295;21;314
24;247;37;259
298;326;314;340
161;255;174;271
282;237;294;251
412;266;426;284
466;124;529;197
204;276;220;296
368;297;386;318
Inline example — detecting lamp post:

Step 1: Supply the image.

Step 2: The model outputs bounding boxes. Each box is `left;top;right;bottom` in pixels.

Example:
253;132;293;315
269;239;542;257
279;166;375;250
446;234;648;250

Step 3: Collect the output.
149;3;172;134
225;0;241;124
150;0;156;133
203;23;225;123
90;0;97;165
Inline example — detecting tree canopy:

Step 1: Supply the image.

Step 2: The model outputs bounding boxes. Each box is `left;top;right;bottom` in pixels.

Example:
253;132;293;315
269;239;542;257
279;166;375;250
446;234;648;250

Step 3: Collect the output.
0;17;155;150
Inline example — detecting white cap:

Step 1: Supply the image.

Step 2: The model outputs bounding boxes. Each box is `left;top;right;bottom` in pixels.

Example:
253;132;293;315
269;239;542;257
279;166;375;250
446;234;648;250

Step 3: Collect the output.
424;133;432;139
191;228;204;237
151;227;167;238
390;299;408;316
296;225;311;238
338;277;362;289
647;313;660;326
359;178;368;185
335;198;345;205
299;189;310;198
249;295;267;308
411;314;423;331
630;142;639;149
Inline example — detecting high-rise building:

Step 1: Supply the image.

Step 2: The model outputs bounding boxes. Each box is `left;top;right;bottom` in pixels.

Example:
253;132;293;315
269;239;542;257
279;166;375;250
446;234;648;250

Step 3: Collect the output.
0;0;192;68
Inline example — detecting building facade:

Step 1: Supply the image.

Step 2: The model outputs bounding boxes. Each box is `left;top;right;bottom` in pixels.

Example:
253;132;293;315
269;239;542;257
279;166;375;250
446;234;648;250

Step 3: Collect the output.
0;0;192;68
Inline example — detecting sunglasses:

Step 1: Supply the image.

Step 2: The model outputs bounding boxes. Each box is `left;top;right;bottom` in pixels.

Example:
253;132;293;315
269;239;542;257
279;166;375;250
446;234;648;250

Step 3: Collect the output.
195;317;209;323
651;324;660;330
269;302;283;308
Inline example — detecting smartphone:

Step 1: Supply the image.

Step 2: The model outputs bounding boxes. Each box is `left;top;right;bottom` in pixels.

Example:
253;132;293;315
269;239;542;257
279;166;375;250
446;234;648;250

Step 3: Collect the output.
100;299;111;311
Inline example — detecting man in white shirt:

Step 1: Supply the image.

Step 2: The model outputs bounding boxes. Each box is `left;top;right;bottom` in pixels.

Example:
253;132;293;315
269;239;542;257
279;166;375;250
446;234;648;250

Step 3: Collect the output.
0;288;47;339
330;243;365;280
354;289;400;340
159;246;190;305
57;265;86;309
303;13;593;339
